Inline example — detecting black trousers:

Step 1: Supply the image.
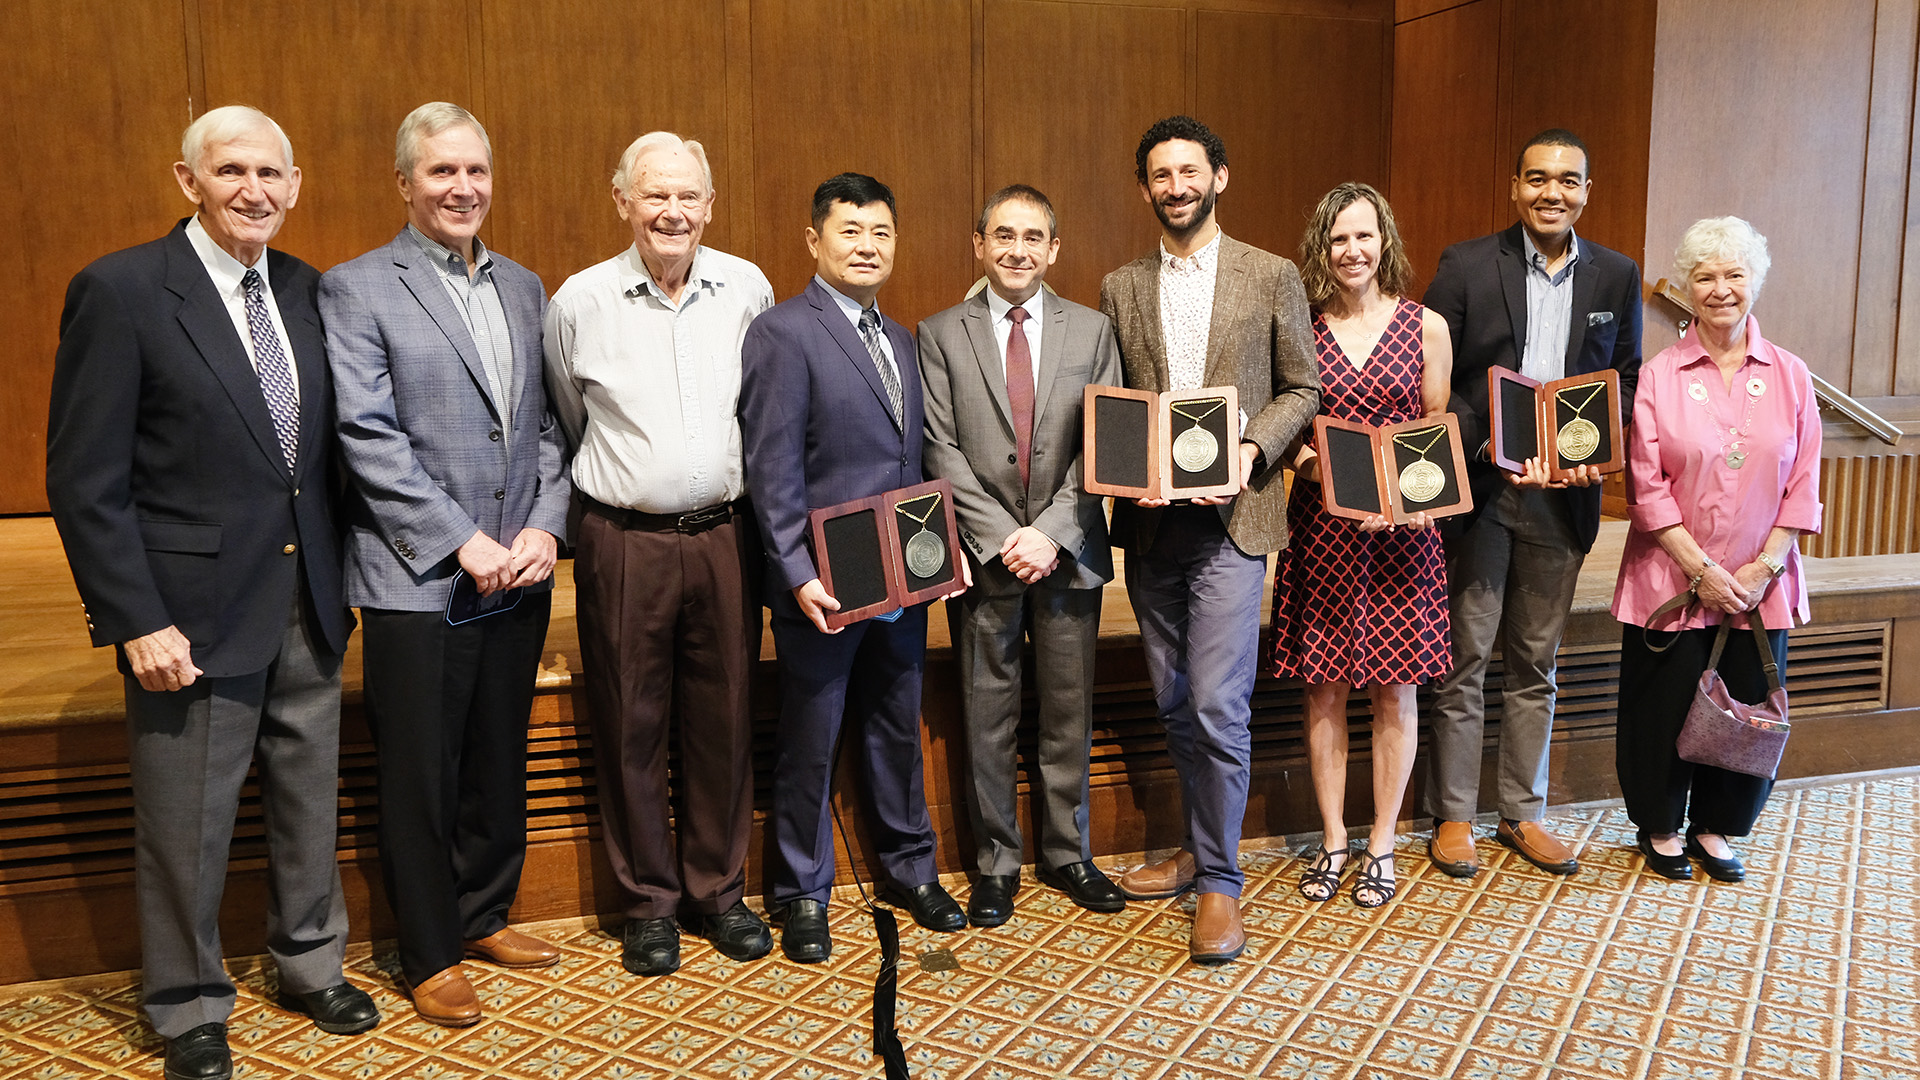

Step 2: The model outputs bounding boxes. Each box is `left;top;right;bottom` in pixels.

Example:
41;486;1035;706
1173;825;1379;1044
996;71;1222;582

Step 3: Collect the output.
1616;622;1787;837
362;592;552;984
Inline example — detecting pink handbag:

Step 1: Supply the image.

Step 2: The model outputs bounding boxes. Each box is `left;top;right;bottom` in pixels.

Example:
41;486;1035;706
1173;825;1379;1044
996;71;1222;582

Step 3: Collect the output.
1675;613;1790;780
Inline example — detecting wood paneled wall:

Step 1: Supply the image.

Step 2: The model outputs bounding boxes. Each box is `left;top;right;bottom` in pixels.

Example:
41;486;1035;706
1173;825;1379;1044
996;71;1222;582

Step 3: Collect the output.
0;0;1395;514
1389;0;1656;294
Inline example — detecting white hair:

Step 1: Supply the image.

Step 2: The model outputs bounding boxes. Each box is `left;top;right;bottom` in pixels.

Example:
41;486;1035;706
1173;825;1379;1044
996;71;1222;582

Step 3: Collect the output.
1674;216;1771;298
395;102;492;176
612;132;713;196
180;105;293;172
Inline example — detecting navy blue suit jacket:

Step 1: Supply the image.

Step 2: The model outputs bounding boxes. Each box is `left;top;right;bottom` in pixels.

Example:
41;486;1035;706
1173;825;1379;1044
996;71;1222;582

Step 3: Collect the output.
1425;223;1643;552
46;219;351;676
741;278;924;595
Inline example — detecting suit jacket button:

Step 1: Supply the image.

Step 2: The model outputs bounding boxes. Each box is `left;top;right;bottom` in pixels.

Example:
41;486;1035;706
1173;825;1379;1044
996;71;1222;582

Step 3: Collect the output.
495;489;506;500
293;487;300;496
283;543;297;555
1007;454;1017;464
490;430;501;441
1016;498;1025;508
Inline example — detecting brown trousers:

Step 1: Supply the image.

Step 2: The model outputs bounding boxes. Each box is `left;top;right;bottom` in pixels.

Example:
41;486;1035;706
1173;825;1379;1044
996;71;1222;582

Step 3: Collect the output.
575;501;758;921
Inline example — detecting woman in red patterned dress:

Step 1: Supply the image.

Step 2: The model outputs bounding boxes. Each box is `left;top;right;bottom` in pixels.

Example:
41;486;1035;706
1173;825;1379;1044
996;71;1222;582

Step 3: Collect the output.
1272;183;1454;906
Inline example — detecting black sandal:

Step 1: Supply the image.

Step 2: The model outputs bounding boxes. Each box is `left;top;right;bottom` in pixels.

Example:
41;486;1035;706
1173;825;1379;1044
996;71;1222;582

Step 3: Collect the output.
1352;849;1397;908
1297;844;1350;903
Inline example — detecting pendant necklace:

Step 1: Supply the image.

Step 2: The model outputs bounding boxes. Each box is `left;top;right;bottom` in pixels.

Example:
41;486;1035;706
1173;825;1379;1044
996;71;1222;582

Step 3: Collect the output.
1392;424;1450;504
1169;396;1227;473
898;491;947;577
1554;381;1606;462
1691;367;1762;469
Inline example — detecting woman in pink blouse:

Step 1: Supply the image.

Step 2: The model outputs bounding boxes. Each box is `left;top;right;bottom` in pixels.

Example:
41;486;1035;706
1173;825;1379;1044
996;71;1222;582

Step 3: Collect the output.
1612;216;1822;882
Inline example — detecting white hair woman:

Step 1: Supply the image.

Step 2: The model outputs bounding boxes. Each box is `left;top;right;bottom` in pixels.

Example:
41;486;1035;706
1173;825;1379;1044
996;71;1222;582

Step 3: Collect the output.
1610;216;1822;882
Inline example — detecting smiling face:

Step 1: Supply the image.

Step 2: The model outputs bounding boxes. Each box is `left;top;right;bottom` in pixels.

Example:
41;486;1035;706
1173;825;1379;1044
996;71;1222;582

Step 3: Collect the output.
173;123;301;266
1511;143;1590;252
807;199;896;306
1327;198;1384;299
1139;138;1227;240
1688;257;1754;336
616;145;710;281
973;197;1058;305
399;123;492;262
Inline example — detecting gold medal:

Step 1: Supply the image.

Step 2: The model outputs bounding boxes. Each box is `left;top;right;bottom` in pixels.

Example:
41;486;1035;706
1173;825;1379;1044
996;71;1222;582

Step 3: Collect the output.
1390;424;1450;505
897;492;947;579
1554;382;1607;462
1169;397;1226;473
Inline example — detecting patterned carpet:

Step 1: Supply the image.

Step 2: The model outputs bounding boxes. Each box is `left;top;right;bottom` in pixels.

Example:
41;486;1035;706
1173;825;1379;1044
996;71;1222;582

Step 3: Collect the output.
3;772;1916;1080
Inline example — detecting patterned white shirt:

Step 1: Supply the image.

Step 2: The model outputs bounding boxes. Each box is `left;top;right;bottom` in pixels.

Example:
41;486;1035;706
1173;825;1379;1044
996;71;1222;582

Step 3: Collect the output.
1157;232;1220;390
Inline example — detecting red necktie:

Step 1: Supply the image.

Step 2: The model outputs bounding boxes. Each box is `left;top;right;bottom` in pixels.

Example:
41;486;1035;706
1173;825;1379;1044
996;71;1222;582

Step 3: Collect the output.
1006;306;1034;490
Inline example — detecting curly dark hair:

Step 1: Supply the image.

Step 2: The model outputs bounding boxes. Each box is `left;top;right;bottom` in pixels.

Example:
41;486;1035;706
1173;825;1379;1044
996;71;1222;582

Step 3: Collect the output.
1297;182;1414;309
1134;116;1227;184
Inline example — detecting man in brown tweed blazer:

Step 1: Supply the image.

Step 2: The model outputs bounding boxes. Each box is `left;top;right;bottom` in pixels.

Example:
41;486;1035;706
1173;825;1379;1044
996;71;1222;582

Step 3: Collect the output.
1099;115;1319;962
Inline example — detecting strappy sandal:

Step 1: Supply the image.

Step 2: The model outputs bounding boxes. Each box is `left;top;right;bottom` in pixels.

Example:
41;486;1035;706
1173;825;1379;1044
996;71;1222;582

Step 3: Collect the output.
1297;844;1350;903
1352;849;1397;908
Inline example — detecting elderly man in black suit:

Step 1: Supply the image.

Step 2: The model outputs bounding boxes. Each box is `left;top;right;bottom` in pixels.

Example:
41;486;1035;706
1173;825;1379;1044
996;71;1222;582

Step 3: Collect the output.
46;105;376;1080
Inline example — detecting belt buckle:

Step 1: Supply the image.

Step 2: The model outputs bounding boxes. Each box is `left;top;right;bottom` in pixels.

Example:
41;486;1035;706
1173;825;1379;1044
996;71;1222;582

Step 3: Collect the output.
677;504;727;532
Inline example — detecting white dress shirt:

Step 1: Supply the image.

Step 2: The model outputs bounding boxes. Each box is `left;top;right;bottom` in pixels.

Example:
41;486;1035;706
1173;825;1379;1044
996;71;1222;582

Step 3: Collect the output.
184;214;299;405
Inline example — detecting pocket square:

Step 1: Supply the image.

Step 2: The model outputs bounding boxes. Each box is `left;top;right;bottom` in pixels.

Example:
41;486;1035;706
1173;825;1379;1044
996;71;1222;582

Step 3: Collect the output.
1588;311;1616;326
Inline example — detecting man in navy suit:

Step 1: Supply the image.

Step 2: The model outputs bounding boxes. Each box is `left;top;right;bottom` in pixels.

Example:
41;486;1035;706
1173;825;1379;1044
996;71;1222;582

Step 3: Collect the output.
1422;129;1643;879
740;173;968;962
322;102;571;1025
46;105;376;1080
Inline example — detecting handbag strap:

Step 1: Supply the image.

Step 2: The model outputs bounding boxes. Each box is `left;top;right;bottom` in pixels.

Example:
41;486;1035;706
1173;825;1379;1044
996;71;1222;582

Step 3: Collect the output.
1704;608;1783;697
1642;589;1696;654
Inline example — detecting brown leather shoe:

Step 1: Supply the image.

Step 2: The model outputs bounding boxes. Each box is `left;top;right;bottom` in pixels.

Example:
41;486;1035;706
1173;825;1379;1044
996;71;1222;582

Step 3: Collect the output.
464;927;561;969
405;965;481;1027
1429;820;1481;877
1189;891;1245;964
1118;850;1196;900
1496;819;1580;875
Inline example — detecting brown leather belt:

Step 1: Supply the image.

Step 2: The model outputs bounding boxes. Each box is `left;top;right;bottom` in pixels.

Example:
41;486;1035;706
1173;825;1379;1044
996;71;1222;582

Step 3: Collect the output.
586;497;735;534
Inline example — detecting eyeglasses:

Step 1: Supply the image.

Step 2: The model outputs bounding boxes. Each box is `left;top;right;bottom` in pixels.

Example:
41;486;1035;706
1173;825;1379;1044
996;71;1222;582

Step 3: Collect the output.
983;230;1052;251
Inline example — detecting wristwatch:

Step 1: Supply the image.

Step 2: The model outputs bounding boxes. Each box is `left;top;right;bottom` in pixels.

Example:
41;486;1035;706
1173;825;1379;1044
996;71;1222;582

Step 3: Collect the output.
1758;551;1787;578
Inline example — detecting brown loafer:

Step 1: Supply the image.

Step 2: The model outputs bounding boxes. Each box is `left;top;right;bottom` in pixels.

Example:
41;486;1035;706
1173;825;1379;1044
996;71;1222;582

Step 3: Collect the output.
464;927;560;969
1189;891;1245;964
1496;819;1580;875
404;965;481;1027
1429;820;1481;877
1118;850;1196;900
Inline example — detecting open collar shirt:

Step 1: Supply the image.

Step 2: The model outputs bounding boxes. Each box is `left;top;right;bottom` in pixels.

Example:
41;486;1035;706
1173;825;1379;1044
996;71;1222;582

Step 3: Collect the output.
1158;232;1220;391
543;245;774;514
1519;229;1579;384
409;223;515;428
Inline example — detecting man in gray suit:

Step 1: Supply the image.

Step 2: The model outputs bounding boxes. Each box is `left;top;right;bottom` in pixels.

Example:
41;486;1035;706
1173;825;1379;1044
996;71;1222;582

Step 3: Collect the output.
1100;116;1319;962
322;102;571;1026
918;185;1125;927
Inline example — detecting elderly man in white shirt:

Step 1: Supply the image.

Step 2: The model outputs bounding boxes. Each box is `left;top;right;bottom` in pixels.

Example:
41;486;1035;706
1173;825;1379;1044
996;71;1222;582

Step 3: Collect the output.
544;132;774;977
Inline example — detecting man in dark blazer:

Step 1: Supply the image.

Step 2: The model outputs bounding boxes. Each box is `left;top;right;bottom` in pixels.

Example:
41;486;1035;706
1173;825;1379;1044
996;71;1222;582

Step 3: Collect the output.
1422;128;1643;879
740;173;968;963
1099;116;1320;963
917;184;1125;926
322;103;571;1025
46;105;376;1080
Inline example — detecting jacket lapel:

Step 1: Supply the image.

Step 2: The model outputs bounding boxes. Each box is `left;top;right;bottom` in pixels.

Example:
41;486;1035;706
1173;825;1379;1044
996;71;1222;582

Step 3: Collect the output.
962;292;1015;434
1563;242;1598;375
1032;289;1068;424
1497;226;1530;368
1132;260;1168;390
270;260;328;487
809;280;901;431
1203;238;1248;389
392;234;503;422
165;228;292;483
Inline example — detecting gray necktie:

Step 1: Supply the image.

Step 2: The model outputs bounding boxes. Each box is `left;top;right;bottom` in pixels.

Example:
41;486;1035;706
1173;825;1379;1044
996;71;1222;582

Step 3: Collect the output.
859;307;903;427
241;269;299;472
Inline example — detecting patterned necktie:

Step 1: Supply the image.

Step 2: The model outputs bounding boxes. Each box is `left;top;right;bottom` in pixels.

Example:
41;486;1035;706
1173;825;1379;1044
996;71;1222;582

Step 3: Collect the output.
859;307;904;427
1005;306;1034;490
241;269;300;472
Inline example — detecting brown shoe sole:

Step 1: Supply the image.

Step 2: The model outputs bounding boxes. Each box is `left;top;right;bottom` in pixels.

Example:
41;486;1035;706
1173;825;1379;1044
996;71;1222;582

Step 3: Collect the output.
1428;847;1481;878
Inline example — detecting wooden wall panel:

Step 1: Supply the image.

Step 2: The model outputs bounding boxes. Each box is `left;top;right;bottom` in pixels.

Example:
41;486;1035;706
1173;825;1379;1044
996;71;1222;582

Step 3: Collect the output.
1643;0;1876;386
980;0;1186;310
1854;0;1919;397
1390;0;1500;292
749;0;976;327
480;1;733;292
0;0;190;515
1196;10;1391;268
196;0;478;273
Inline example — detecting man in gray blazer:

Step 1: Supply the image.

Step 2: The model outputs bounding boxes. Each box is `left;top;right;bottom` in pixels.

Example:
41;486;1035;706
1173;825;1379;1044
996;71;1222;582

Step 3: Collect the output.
918;185;1126;927
322;102;571;1026
1099;116;1319;962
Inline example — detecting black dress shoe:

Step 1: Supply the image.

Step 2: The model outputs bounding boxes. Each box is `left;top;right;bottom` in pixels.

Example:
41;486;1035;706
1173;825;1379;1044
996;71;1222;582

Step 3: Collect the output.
702;900;773;961
881;881;967;932
1686;828;1747;883
164;1022;232;1080
1037;860;1127;913
780;899;832;963
278;982;379;1034
967;875;1019;927
623;916;681;976
1636;830;1694;881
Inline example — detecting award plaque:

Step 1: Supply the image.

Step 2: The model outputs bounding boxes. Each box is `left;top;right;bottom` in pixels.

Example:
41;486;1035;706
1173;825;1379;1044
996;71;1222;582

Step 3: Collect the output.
888;477;965;607
1081;384;1240;500
808;494;899;629
1313;413;1473;525
1488;366;1625;480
